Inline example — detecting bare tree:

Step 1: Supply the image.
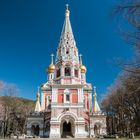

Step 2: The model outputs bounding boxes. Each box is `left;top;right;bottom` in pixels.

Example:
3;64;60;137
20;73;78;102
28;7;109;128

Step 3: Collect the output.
102;71;140;136
113;0;140;47
0;83;34;138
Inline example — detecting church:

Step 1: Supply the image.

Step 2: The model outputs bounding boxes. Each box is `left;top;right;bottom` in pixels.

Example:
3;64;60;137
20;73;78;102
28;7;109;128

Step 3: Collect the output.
26;5;106;138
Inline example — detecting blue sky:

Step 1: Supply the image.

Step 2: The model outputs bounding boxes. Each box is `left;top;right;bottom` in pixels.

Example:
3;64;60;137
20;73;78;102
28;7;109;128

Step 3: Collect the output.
0;0;133;101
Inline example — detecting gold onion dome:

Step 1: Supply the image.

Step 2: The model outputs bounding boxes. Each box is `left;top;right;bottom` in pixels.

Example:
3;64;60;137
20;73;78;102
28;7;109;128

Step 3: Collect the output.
48;64;55;73
80;64;87;73
47;54;55;73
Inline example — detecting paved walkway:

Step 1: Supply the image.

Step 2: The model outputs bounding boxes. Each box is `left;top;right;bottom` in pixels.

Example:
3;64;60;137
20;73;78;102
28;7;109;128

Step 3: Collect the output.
1;138;140;140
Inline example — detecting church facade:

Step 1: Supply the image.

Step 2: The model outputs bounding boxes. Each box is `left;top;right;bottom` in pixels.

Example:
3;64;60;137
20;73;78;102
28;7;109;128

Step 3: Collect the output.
27;5;106;138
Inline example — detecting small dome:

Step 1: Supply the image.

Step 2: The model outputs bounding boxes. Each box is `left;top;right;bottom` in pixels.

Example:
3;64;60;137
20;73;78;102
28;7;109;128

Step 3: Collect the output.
80;64;87;73
48;64;55;73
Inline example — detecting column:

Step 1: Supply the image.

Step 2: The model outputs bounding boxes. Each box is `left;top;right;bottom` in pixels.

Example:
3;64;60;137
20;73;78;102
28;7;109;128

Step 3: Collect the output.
71;66;75;84
78;88;83;103
61;66;64;84
52;88;57;103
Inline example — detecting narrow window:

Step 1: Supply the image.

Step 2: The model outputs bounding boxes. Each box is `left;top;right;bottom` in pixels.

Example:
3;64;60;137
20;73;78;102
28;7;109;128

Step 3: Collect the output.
65;67;71;76
66;48;69;54
66;94;70;102
75;69;78;78
50;74;52;79
56;68;60;78
64;89;70;103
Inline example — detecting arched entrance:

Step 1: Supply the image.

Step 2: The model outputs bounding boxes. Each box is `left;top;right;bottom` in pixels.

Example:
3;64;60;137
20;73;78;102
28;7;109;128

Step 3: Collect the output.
31;125;40;136
62;121;72;138
94;123;101;137
58;112;77;138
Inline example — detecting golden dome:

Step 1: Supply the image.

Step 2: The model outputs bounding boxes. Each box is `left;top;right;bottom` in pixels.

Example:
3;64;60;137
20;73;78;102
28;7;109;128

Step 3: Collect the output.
80;64;87;73
48;64;55;73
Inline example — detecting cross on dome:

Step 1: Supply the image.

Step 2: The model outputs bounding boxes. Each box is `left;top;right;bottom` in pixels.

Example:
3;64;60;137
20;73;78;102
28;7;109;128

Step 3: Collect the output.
66;4;69;10
94;86;96;93
79;54;83;64
65;4;70;17
51;54;54;64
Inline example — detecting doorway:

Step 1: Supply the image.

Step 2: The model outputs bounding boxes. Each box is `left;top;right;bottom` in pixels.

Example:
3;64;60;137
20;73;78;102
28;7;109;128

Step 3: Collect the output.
62;121;72;138
94;124;101;137
31;125;40;136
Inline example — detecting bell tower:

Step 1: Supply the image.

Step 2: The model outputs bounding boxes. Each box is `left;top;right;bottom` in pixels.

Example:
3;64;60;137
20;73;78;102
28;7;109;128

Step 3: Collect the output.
54;5;87;85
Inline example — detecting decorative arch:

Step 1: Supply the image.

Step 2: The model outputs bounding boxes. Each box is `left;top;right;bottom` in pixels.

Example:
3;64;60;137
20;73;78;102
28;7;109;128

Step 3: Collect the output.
64;89;71;94
27;120;43;136
93;121;103;127
58;112;77;138
28;121;43;128
57;111;78;122
64;61;73;66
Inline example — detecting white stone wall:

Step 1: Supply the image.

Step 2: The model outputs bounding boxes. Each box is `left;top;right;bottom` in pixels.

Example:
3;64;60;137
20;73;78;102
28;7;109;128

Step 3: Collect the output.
90;115;107;137
27;117;44;137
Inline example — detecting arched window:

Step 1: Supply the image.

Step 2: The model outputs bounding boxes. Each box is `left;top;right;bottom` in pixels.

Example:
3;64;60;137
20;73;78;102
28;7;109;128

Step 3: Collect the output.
64;89;71;103
56;68;61;78
66;48;69;54
65;67;71;76
66;94;70;102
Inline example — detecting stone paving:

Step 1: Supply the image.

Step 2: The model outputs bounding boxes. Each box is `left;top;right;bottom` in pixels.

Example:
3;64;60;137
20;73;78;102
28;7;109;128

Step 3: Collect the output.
0;138;112;140
1;139;140;140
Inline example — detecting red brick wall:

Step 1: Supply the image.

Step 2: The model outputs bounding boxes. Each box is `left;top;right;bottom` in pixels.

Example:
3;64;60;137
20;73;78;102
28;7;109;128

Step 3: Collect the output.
72;94;78;103
58;94;63;103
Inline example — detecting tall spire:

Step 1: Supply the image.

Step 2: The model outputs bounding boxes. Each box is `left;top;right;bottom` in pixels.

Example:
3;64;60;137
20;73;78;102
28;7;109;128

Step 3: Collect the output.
92;86;101;113
61;4;73;38
56;4;79;63
94;86;97;105
35;87;41;112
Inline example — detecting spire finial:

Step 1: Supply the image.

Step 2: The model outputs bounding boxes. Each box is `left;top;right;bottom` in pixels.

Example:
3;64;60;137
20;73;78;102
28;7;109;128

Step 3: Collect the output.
65;4;70;17
92;86;101;113
51;54;54;64
35;86;41;112
37;86;40;101
66;4;69;10
94;86;96;93
79;54;83;64
93;86;97;102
